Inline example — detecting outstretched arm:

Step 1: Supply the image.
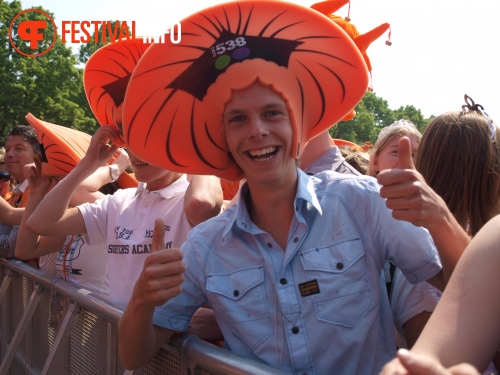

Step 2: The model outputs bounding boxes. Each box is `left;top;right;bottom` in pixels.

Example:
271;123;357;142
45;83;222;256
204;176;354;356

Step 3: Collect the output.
380;215;500;374
184;175;223;226
27;126;119;236
118;219;184;369
377;137;470;289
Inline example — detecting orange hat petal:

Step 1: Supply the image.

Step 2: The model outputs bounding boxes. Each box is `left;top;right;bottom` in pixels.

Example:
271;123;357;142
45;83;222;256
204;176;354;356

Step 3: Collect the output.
25;113;91;176
25;113;138;189
354;22;390;55
310;0;350;16
123;0;368;181
84;38;151;147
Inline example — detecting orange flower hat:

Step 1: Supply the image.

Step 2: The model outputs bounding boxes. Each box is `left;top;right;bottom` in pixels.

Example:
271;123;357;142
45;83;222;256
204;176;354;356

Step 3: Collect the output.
122;0;370;181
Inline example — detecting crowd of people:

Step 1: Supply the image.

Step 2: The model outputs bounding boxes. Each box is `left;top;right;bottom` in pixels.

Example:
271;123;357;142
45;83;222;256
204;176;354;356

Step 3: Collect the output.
1;1;500;374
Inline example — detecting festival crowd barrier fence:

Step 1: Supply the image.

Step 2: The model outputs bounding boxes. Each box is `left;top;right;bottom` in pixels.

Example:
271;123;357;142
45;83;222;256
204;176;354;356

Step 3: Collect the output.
0;259;285;375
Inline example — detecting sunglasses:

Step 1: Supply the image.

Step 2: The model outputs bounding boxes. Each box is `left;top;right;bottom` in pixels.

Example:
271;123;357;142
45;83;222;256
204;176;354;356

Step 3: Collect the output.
0;171;10;182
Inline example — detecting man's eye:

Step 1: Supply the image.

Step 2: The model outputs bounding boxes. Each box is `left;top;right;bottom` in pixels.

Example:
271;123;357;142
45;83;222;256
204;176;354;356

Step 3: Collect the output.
264;110;281;117
228;115;245;124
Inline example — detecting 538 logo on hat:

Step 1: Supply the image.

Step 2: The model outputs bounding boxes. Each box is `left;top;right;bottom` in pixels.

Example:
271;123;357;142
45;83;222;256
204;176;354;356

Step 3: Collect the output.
9;9;57;57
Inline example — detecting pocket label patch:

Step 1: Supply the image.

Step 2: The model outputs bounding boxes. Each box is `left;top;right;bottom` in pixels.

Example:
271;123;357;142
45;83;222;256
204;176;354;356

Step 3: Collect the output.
299;279;320;297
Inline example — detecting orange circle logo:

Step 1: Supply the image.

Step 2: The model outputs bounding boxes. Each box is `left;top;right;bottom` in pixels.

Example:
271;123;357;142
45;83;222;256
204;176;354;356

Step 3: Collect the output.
9;9;57;57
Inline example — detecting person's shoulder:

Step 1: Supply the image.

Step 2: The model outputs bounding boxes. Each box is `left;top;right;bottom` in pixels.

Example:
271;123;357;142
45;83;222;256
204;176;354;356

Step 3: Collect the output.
312;170;379;190
310;171;382;205
187;208;233;239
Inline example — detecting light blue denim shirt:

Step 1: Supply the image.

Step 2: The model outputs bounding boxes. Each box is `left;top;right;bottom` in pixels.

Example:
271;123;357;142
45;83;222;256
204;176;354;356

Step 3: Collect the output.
153;169;440;374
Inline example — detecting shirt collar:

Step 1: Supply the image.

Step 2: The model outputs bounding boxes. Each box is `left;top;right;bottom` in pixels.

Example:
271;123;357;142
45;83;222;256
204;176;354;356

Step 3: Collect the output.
13;179;28;194
296;168;322;215
134;174;189;199
222;168;322;238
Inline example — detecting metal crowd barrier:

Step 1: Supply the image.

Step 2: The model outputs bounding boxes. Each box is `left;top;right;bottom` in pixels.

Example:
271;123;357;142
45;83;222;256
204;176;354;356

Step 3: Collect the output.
0;259;285;375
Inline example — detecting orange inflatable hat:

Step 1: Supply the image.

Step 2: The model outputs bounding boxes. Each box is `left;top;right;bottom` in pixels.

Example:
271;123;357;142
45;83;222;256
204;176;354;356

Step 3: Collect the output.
311;0;391;85
123;0;369;181
84;38;151;147
25;113;138;189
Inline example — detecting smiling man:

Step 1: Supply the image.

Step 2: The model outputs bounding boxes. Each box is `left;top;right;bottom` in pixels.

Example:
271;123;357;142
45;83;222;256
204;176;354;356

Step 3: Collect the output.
117;1;459;374
4;125;41;208
0;125;41;260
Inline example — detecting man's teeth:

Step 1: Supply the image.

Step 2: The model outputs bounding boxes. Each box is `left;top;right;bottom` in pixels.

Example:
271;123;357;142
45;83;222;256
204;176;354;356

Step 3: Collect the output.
249;147;277;161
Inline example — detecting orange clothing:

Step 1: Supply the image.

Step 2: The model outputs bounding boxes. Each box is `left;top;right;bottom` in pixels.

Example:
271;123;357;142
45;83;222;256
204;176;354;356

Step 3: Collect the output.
8;185;30;208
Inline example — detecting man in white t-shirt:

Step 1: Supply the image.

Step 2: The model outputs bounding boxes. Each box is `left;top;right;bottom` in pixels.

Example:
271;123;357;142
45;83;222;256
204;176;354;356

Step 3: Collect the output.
27;125;223;306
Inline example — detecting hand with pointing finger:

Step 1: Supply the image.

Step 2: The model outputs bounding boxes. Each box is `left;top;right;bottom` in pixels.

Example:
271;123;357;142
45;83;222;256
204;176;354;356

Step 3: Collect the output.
376;136;449;230
131;218;186;309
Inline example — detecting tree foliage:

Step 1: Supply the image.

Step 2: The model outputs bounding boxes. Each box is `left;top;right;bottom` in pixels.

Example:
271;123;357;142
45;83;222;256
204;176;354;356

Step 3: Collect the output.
0;0;96;144
329;91;433;144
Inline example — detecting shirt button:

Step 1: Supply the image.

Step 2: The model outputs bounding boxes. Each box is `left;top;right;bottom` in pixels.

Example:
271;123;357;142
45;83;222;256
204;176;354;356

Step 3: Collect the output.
242;223;247;227
293;237;299;243
336;262;344;270
267;243;272;248
233;290;239;297
280;278;287;285
291;326;299;334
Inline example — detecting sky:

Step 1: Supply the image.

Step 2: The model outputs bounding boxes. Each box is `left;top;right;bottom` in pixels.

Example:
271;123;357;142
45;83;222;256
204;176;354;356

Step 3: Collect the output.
20;0;500;123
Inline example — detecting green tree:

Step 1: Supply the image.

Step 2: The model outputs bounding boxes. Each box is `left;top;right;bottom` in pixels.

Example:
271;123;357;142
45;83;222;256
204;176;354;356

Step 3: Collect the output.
0;0;96;144
329;91;429;144
393;105;429;133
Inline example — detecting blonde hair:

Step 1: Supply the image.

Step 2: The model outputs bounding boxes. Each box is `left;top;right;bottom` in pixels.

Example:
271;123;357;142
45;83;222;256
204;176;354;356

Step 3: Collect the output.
368;120;422;176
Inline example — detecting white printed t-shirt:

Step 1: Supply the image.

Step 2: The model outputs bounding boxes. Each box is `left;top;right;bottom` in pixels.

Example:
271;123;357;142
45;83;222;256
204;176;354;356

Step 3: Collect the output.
78;175;191;307
55;235;110;299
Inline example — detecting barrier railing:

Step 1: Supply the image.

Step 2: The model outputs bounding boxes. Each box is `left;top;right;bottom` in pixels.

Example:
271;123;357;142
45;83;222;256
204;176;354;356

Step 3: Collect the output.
0;259;285;375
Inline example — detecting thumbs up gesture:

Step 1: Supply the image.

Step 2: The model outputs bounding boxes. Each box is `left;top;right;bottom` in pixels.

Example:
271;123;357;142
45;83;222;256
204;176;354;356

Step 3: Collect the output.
377;137;447;229
396;135;416;170
131;218;186;308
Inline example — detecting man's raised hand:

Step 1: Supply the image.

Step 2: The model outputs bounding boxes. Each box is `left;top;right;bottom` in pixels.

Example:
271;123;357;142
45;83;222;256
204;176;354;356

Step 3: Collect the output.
131;219;185;309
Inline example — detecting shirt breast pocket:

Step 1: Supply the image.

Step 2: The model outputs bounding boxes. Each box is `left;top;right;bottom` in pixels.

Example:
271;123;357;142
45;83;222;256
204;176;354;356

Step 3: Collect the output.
301;238;373;327
206;267;272;350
